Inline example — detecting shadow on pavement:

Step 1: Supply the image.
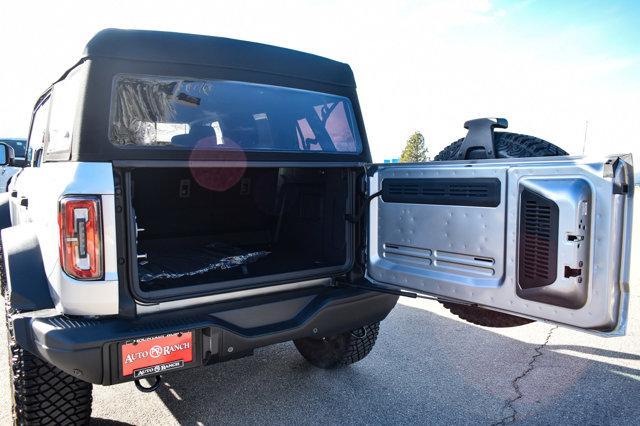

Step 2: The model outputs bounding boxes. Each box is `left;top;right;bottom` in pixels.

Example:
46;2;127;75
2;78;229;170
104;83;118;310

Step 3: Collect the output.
138;303;639;425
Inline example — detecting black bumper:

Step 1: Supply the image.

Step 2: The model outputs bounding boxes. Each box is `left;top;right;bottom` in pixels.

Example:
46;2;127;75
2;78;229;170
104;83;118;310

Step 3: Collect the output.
11;287;397;385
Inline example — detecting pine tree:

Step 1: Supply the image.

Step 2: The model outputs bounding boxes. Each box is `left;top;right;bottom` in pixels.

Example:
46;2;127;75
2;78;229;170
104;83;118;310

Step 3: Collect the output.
400;131;429;162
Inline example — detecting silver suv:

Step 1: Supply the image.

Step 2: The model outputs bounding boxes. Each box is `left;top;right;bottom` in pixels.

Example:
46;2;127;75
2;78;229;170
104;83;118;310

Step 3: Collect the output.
1;29;634;425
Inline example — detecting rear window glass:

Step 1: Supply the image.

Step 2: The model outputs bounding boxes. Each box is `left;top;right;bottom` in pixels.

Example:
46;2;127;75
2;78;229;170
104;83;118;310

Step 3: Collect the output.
109;75;362;154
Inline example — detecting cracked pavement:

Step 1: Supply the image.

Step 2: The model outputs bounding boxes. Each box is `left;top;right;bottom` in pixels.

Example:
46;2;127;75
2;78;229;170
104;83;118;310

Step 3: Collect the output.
493;326;559;425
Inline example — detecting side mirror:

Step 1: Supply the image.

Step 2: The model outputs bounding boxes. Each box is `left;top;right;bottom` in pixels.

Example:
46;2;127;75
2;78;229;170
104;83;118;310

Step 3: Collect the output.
0;143;15;166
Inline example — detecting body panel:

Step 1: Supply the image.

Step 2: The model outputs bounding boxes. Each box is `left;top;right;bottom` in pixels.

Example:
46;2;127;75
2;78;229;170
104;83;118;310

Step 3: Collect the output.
368;155;633;333
9;162;119;315
1;224;55;310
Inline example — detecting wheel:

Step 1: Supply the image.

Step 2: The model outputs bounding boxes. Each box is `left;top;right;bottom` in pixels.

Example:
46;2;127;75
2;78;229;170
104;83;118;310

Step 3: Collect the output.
1;239;6;298
4;283;93;424
434;131;568;328
294;322;380;369
8;344;93;425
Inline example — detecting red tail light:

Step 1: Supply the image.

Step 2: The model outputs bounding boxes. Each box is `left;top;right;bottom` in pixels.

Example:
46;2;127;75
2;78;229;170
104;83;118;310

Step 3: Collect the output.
58;196;104;280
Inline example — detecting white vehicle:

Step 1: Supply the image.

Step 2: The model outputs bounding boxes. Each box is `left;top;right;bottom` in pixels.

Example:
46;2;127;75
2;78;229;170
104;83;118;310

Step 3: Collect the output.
2;29;634;425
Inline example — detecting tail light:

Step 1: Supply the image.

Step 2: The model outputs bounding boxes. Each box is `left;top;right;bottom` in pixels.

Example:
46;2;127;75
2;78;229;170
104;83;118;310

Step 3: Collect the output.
58;196;104;280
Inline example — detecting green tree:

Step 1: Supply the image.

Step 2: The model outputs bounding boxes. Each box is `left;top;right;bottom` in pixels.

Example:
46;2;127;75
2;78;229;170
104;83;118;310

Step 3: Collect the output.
400;131;429;162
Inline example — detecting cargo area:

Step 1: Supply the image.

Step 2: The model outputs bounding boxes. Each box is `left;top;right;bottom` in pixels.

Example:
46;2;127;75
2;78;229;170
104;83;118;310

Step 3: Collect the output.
129;167;353;296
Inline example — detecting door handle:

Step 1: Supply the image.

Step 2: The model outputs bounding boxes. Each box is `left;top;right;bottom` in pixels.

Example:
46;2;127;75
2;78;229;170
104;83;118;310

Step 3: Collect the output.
10;191;17;198
19;197;28;208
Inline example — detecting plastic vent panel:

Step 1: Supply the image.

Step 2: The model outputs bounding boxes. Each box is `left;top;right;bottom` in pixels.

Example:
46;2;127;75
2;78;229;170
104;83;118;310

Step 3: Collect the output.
381;178;501;207
518;189;559;289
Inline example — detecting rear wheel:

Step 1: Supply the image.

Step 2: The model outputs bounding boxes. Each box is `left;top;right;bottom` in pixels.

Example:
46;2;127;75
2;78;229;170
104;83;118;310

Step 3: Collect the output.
8;343;93;425
4;279;93;424
0;240;6;298
434;131;568;328
294;322;380;369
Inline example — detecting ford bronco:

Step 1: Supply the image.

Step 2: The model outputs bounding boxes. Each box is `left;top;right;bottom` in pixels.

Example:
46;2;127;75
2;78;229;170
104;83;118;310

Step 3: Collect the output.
1;29;634;424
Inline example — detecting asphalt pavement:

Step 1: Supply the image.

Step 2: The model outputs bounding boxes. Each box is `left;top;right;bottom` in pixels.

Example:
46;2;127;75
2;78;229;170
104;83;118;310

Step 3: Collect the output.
2;213;639;425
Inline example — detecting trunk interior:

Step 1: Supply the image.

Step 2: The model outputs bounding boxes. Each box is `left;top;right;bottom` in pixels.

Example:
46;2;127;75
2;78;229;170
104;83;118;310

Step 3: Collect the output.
129;167;353;297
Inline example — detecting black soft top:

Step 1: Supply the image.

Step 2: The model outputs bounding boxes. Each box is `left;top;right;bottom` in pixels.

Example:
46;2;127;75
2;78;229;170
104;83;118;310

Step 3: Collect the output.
83;29;356;88
38;29;370;164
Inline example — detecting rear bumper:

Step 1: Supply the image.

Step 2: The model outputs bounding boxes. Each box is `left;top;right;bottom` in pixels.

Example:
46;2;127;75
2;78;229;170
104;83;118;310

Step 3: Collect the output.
11;287;397;385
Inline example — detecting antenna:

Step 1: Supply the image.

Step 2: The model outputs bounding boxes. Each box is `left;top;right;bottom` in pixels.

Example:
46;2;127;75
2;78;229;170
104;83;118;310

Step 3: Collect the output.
582;120;589;154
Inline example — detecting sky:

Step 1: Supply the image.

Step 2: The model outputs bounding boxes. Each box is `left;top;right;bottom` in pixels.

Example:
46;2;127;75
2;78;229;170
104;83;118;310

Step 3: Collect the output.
0;0;638;161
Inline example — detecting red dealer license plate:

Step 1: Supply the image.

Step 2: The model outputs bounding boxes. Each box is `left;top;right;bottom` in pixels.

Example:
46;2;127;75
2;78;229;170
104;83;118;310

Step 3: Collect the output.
121;332;193;378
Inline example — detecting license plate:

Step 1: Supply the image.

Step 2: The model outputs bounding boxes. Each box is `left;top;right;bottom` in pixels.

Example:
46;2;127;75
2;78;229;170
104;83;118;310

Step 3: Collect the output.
121;331;193;377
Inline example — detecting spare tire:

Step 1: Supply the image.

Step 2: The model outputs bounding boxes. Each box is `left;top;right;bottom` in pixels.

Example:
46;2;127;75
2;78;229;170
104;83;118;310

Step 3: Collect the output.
435;131;568;327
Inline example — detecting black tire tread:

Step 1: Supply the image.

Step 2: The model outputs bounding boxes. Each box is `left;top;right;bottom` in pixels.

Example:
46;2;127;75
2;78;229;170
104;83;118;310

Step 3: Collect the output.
4;261;92;425
434;131;568;328
433;131;568;161
339;323;379;366
294;322;380;369
441;302;533;328
0;237;6;298
10;344;93;425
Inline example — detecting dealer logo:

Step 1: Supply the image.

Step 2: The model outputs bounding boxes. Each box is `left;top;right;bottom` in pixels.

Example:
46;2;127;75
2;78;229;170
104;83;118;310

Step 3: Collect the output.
134;360;185;379
149;345;163;359
123;341;191;364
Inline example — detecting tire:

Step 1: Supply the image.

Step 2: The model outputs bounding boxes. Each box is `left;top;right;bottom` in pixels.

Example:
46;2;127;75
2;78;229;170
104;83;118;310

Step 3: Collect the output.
1;238;7;298
4;284;93;424
434;131;568;328
440;301;535;328
434;131;567;161
294;322;380;369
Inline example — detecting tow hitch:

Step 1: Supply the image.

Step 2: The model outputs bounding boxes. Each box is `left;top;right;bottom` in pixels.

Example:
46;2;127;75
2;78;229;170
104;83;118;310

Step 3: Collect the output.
135;375;163;393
